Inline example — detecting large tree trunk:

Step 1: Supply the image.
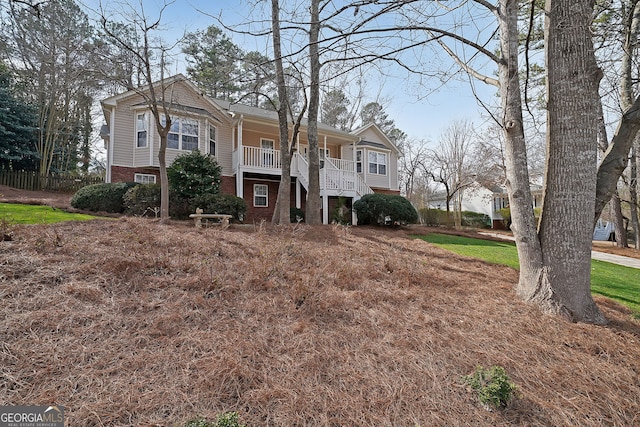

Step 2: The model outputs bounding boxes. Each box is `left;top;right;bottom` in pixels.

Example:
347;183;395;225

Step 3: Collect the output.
500;0;605;324
305;0;322;225
498;0;544;303
537;0;605;323
270;0;291;225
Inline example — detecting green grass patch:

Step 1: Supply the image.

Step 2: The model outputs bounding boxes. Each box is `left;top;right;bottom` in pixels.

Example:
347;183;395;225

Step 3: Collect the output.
0;203;99;224
416;233;640;315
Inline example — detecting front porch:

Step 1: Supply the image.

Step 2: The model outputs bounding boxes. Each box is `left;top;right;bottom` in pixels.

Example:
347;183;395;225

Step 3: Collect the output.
233;147;373;224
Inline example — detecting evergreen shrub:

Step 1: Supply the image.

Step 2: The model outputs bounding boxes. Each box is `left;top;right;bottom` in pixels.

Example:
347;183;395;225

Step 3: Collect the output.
353;193;417;226
71;182;138;213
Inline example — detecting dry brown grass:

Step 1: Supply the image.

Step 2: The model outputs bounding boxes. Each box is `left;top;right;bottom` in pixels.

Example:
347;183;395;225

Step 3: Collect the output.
1;218;640;426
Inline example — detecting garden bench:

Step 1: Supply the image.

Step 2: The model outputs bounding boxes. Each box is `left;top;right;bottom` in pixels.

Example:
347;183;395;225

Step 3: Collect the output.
189;208;232;229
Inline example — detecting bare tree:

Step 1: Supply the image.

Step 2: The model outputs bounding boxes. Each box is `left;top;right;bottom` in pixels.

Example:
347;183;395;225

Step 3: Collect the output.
423;120;477;227
99;0;179;223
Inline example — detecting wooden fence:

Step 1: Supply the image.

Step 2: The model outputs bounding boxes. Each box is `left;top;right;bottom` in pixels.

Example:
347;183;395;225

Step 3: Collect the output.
0;170;104;193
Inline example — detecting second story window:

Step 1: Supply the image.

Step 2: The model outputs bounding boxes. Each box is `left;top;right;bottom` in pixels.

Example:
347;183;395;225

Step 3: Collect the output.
136;113;148;148
356;150;362;173
368;151;387;175
209;125;217;156
164;116;199;151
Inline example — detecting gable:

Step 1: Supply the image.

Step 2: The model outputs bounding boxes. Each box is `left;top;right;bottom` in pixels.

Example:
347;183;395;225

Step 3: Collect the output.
352;123;401;154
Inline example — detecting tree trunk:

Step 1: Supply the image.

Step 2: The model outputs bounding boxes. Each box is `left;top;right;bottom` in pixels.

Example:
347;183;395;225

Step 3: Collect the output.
631;144;640;249
304;0;322;225
270;0;292;225
613;193;628;247
498;0;544;303
537;0;605;323
498;0;605;324
158;132;170;223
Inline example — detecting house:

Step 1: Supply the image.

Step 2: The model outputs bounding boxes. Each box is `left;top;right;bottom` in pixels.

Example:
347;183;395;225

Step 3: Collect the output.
100;74;400;224
428;182;543;229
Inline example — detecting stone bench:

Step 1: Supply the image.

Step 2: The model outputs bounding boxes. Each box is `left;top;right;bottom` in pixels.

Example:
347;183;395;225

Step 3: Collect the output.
189;208;232;229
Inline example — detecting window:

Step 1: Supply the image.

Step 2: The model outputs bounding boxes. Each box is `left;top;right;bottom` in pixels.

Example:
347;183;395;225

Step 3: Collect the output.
136;113;148;148
134;173;156;184
356;150;362;173
209;125;217;156
254;184;268;207
163;116;199;151
368;151;387;175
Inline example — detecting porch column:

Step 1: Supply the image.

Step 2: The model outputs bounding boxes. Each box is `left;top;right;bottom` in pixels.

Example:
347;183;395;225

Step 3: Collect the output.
352;196;359;225
236;170;243;198
237;116;244;166
296;179;301;209
322;193;329;224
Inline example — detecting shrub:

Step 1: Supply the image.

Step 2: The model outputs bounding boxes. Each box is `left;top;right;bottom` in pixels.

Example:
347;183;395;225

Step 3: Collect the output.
463;366;518;409
122;184;193;219
290;207;305;223
353;193;417;226
192;193;247;221
167;150;222;200
123;184;161;216
418;208;450;226
71;182;138;213
183;412;245;427
461;211;491;229
331;196;350;225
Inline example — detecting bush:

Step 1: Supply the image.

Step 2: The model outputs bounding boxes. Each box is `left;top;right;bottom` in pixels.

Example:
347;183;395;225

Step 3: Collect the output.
71;182;138;213
167;150;222;200
122;184;193;219
418;208;450;226
463;366;518;409
353;193;418;226
461;211;491;228
123;184;161;216
331;196;350;225
192;193;247;221
290;207;305;223
184;412;245;427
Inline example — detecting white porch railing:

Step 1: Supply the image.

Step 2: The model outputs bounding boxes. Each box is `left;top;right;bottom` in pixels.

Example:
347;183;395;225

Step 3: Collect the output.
235;150;373;196
242;146;281;170
325;157;354;172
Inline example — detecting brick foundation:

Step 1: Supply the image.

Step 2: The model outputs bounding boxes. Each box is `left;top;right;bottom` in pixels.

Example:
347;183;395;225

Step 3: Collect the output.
110;166;160;183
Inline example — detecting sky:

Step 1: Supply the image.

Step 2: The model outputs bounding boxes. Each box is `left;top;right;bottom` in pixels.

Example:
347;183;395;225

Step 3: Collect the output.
82;0;499;144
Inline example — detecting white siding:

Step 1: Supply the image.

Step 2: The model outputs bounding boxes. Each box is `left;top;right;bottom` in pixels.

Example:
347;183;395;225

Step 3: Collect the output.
108;80;234;174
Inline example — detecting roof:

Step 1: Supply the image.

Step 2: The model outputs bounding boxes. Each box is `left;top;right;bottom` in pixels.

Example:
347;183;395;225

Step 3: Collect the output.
357;140;388;150
351;122;401;154
214;98;356;140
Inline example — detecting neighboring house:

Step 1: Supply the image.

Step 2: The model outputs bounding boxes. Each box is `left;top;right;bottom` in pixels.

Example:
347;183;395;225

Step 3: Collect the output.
100;74;400;224
428;182;543;229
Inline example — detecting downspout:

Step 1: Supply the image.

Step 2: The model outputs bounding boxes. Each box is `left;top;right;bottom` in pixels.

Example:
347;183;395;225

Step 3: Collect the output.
236;114;244;198
108;106;115;183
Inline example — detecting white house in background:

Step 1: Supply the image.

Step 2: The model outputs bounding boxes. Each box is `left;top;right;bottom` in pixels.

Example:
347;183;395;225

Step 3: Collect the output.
428;182;543;229
100;74;401;224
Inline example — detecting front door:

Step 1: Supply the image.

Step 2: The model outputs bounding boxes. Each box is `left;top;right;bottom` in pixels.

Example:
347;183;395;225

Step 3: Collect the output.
261;139;274;167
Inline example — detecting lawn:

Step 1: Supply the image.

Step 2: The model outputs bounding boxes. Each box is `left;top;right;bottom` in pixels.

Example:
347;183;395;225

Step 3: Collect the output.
0;202;98;224
416;233;640;315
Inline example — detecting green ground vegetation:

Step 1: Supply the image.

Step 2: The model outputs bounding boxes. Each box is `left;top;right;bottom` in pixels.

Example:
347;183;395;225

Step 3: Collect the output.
416;233;640;315
0;203;98;224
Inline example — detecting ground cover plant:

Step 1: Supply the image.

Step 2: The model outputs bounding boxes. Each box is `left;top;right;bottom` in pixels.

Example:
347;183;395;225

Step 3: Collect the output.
0;202;98;224
417;233;640;315
1;219;639;426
